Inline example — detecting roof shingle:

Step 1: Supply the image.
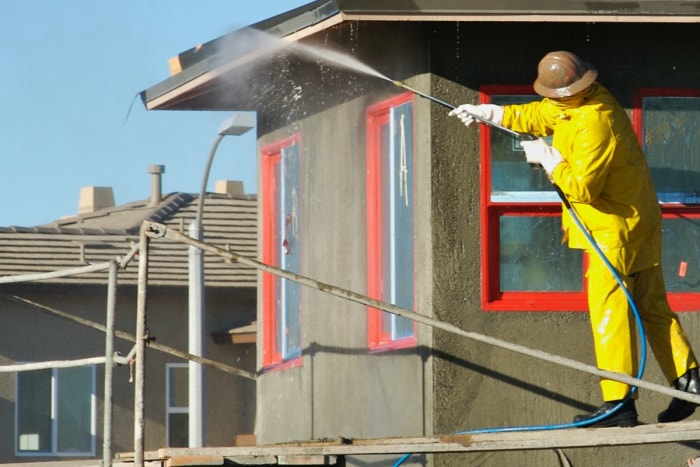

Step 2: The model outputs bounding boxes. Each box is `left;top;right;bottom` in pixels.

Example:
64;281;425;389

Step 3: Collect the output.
0;192;258;288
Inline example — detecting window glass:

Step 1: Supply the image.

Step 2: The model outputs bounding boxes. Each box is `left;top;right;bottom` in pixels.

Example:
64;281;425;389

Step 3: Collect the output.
168;414;189;447
17;369;51;453
56;367;92;453
661;217;700;292
367;93;416;348
168;364;188;408
387;102;415;339
490;95;557;201
638;91;700;310
281;142;302;359
642;96;700;203
271;157;284;360
500;215;583;292
262;135;303;368
166;364;189;447
16;366;95;455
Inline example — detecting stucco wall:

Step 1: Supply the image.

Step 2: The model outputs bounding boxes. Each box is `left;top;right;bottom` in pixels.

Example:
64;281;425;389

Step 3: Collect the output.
0;284;255;463
256;84;430;448
256;22;434;465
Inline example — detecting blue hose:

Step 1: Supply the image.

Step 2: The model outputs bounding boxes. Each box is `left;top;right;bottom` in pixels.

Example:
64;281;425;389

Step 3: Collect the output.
393;185;647;466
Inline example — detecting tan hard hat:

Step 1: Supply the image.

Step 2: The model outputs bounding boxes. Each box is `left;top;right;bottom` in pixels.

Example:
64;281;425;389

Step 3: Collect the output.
533;51;598;98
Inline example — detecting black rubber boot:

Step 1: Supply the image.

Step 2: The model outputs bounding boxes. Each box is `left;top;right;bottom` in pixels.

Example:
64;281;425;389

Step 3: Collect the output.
658;368;700;423
573;399;638;427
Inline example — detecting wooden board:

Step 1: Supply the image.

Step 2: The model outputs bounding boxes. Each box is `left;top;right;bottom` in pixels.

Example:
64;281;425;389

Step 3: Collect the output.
144;421;700;459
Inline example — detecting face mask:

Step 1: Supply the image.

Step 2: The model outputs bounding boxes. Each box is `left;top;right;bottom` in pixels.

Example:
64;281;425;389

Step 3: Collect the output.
549;84;595;109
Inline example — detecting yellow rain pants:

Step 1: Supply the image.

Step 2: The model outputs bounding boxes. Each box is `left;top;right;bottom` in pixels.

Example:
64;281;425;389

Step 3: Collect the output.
588;249;697;400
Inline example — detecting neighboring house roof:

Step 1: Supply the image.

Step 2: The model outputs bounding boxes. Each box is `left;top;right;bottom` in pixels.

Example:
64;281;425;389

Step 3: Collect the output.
140;0;700;112
0;192;257;287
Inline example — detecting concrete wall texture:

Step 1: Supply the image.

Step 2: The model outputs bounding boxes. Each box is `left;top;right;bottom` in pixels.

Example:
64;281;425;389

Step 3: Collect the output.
255;19;700;466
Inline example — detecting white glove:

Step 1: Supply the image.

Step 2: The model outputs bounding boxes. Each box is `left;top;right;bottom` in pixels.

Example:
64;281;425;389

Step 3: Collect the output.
520;138;564;174
448;104;504;128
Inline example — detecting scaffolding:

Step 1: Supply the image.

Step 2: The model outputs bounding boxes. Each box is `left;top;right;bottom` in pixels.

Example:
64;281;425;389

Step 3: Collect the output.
2;219;700;467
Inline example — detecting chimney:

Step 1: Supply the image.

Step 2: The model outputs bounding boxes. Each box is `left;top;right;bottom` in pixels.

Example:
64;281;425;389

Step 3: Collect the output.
215;180;244;195
148;165;165;206
78;187;115;215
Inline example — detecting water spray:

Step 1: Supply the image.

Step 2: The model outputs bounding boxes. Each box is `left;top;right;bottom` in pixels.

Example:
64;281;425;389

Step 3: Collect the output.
292;36;534;141
390;79;537;141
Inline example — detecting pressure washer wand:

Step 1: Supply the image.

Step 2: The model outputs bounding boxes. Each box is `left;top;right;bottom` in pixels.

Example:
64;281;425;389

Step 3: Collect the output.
391;79;536;142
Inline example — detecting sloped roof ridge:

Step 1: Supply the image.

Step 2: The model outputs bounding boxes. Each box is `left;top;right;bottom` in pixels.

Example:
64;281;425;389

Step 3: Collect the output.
207;192;257;201
0;192;258;235
144;192;195;226
0;192;195;235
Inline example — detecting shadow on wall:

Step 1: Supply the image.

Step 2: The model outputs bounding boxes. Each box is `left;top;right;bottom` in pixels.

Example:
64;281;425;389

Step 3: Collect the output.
288;341;590;413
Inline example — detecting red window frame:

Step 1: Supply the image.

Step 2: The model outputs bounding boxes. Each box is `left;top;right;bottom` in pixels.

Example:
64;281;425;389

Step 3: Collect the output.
261;134;303;369
480;85;587;311
633;88;700;311
366;92;417;350
483;85;700;312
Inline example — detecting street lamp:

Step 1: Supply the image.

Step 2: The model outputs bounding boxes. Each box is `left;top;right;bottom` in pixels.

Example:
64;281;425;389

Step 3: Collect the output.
192;113;257;233
189;112;255;447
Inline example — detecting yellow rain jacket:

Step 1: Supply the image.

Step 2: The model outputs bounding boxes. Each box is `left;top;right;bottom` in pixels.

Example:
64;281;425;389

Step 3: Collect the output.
501;83;696;400
503;83;661;274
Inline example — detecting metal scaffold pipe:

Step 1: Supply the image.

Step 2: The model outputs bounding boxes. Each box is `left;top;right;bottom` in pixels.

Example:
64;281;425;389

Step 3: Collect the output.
103;260;118;467
134;228;149;467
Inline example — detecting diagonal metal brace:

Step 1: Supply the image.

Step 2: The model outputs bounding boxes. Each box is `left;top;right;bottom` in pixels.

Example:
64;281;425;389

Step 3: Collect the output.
140;222;700;406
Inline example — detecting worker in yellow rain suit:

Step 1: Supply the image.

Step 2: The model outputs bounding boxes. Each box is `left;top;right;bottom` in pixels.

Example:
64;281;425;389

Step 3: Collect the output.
450;50;699;427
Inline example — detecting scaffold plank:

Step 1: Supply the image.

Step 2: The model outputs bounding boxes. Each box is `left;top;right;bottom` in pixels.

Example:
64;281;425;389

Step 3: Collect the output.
10;423;700;467
143;421;700;461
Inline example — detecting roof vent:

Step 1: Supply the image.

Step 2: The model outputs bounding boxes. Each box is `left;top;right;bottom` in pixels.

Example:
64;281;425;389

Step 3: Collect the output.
78;187;115;215
148;164;165;206
215;180;244;195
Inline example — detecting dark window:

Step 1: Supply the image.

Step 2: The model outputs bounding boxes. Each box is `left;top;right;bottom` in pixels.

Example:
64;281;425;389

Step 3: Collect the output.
636;89;700;310
16;366;95;456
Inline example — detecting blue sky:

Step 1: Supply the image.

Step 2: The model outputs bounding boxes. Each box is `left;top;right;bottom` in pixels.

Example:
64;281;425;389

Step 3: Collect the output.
0;0;312;226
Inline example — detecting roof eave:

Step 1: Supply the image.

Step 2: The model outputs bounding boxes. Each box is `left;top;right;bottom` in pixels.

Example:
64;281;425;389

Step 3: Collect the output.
140;0;341;110
140;3;700;112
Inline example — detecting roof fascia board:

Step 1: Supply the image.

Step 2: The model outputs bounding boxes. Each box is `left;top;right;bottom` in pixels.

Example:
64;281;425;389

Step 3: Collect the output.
334;0;700;18
281;11;347;42
342;13;700;23
251;0;341;37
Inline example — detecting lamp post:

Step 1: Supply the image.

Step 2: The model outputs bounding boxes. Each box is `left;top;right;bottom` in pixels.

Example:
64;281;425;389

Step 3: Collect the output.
189;112;255;447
